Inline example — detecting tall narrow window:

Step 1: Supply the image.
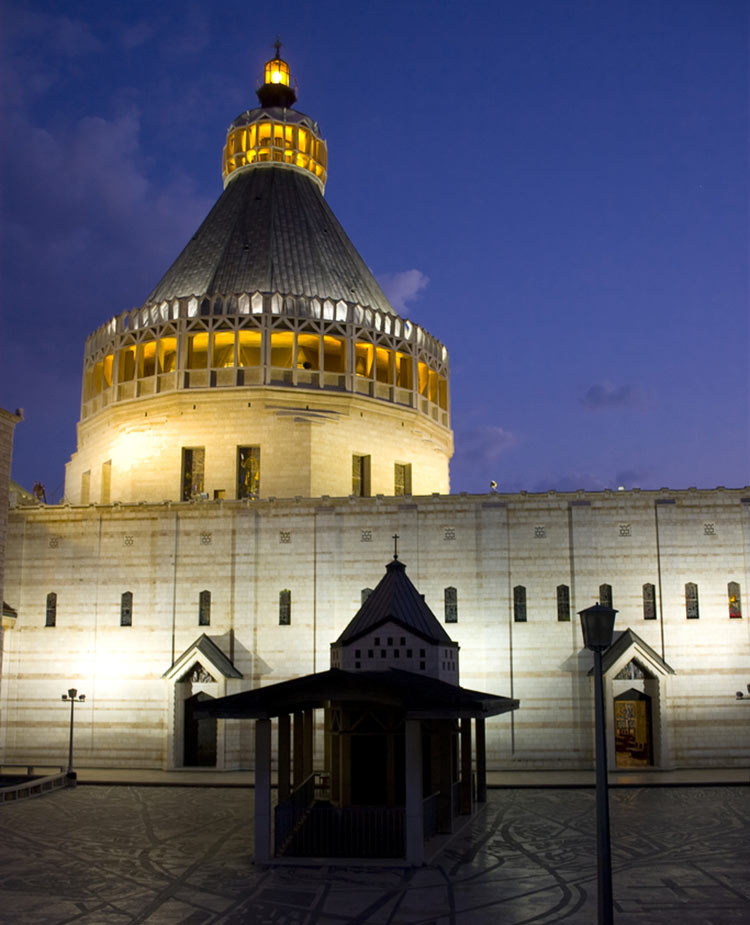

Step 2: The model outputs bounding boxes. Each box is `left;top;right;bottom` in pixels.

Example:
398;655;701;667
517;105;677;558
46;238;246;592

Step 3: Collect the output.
685;582;699;619
394;463;412;496
599;584;613;608
361;588;373;605
352;454;371;497
513;585;527;622
199;590;211;626
444;586;458;623
237;446;260;500
182;447;205;501
80;471;91;505
45;592;57;627
643;583;657;620
728;582;741;618
557;585;570;622
279;589;291;625
101;460;111;503
120;591;133;626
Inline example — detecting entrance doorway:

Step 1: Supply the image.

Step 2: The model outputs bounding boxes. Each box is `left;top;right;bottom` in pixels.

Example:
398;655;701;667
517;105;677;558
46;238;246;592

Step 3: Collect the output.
183;692;217;767
614;688;653;767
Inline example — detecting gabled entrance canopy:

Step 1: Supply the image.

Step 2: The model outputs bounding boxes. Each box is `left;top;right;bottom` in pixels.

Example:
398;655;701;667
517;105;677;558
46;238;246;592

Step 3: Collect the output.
588;628;676;680
163;633;243;682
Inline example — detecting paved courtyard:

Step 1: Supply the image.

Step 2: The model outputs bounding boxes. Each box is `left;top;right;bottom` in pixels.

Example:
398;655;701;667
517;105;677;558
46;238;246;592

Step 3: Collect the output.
0;785;748;924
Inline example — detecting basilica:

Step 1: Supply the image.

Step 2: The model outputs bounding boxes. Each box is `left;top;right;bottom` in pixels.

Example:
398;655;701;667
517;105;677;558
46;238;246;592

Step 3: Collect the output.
1;49;747;776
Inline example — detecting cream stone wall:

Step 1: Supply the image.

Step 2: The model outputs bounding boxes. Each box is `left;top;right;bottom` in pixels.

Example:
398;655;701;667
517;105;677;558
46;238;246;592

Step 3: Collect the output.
65;388;452;504
1;488;748;771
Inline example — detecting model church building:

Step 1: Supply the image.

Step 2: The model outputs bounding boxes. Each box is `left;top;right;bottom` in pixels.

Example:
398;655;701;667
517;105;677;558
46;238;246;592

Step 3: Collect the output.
1;47;748;778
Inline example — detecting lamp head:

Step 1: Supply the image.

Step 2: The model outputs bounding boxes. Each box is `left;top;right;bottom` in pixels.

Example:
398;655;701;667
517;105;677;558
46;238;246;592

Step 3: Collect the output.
578;603;617;652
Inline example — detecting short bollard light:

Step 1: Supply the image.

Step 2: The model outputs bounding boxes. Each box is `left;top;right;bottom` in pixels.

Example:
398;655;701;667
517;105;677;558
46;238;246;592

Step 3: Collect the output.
61;688;86;781
579;603;617;925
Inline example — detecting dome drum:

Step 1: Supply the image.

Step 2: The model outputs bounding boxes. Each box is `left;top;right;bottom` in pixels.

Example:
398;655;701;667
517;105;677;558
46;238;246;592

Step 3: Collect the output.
80;294;450;430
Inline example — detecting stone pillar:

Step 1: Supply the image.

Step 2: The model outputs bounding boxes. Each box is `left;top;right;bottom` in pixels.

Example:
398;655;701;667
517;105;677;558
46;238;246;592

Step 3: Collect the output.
278;713;291;802
475;717;487;803
460;717;472;815
405;719;424;865
254;718;271;863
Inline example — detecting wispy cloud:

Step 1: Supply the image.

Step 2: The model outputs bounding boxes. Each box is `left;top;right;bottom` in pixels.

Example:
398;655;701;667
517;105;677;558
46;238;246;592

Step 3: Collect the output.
580;381;648;412
454;425;519;466
378;268;429;312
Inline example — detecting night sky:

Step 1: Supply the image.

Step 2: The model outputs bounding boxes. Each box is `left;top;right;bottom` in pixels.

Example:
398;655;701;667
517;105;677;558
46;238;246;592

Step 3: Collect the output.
1;0;747;501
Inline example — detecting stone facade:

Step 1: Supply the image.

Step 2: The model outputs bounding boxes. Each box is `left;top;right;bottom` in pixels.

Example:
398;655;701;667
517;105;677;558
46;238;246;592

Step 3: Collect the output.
2;487;748;771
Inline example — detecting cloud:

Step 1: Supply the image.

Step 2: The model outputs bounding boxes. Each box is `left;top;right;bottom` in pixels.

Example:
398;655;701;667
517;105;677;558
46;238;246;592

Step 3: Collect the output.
378;269;429;311
580;381;647;411
454;425;520;468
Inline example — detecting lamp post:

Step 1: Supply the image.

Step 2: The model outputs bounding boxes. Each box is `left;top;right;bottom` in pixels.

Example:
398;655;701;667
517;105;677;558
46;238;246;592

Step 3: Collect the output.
579;603;617;925
61;688;86;781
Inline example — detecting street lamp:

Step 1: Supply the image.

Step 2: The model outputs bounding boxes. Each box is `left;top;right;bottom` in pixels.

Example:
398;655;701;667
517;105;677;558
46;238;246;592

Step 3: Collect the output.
579;603;617;925
61;687;86;781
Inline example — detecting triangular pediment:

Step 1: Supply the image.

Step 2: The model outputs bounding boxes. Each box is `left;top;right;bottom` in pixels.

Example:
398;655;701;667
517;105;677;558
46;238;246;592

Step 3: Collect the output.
163;634;243;681
588;628;675;679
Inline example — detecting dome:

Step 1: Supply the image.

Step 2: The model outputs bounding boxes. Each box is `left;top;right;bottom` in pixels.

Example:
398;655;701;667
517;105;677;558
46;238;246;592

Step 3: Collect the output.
66;47;453;505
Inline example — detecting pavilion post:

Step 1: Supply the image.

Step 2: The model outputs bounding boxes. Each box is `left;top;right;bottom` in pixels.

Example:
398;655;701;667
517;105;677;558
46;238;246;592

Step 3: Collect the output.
254;718;272;863
475;717;487;802
460;717;472;814
404;719;424;865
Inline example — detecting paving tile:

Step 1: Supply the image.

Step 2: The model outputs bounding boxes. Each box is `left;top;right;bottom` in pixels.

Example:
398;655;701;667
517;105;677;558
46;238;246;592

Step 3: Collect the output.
0;786;747;923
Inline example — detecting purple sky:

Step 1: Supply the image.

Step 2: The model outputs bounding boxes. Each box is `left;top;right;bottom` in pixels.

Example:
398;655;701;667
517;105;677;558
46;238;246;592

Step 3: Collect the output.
1;0;747;500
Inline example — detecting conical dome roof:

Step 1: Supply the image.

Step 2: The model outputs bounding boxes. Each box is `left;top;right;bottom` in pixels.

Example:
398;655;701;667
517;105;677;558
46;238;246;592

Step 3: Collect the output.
145;166;394;314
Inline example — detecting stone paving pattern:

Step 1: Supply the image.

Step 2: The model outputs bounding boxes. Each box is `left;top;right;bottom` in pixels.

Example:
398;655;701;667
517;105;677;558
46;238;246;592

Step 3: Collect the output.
0;786;748;923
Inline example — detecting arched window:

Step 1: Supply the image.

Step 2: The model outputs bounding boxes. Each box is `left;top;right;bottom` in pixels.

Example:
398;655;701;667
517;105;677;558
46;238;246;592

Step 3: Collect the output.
444;586;458;623
685;582;699;620
279;589;291;625
121;591;133;626
643;583;656;620
513;585;527;623
45;592;57;627
556;585;570;622
361;588;373;605
199;590;211;626
728;582;742;619
599;584;613;608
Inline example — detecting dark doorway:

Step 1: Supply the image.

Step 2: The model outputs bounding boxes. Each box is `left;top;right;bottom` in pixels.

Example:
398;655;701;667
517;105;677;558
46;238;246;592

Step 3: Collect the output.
350;733;387;804
614;688;653;767
184;692;217;767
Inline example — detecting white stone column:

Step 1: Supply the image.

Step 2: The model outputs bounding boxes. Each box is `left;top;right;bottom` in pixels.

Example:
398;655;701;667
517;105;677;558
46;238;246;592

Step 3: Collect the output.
405;718;424;865
254;718;272;863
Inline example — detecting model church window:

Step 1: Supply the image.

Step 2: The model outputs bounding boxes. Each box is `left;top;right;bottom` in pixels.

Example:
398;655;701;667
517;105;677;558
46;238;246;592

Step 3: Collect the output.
120;591;133;626
728;582;741;618
352;455;370;497
557;584;570;621
643;583;657;619
279;589;291;625
394;463;412;496
237;446;260;500
182;448;205;501
685;582;699;619
599;584;613;608
444;586;458;623
513;585;527;622
199;590;211;626
45;592;57;627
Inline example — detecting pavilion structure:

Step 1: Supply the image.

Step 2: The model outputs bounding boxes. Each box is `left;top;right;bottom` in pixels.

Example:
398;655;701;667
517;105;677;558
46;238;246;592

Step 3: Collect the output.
202;553;518;865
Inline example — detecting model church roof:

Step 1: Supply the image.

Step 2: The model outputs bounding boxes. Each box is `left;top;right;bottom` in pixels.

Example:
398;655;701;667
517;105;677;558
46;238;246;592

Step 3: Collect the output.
334;557;455;646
